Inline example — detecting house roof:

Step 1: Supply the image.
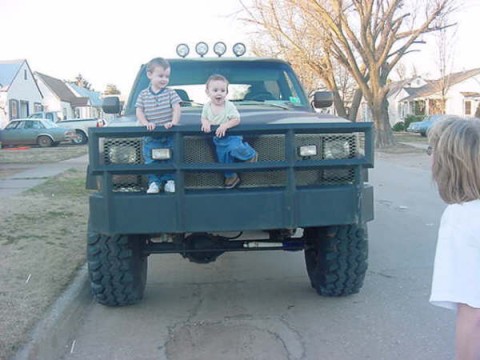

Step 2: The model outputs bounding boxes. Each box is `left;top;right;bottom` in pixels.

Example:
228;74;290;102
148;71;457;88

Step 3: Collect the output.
401;68;480;101
0;59;25;90
68;82;103;107
35;72;89;106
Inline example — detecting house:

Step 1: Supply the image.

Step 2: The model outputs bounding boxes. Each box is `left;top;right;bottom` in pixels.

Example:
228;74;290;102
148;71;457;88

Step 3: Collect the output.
34;72;89;120
387;76;428;125
0;59;44;128
387;68;480;125
66;82;104;119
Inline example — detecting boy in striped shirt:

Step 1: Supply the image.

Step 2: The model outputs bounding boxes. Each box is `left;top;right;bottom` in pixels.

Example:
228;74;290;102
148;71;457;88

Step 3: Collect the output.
136;57;181;194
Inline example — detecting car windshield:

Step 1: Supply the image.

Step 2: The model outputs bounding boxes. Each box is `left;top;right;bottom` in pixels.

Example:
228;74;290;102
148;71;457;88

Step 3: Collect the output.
5;121;21;129
124;59;310;115
42;121;58;129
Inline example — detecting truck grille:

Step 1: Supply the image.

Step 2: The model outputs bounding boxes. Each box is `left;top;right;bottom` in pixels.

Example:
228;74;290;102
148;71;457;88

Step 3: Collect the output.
103;133;362;192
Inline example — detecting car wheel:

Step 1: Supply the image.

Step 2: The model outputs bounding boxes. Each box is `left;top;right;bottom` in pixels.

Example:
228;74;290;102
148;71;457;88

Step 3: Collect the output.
87;227;148;306
420;132;427;137
303;224;368;296
72;130;88;145
37;135;53;147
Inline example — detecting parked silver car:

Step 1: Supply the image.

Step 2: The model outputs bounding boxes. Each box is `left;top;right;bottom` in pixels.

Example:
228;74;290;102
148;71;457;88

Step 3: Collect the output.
0;119;76;147
406;114;462;137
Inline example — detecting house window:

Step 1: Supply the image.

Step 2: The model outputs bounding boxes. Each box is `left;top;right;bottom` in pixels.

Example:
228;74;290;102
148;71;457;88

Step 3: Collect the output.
34;102;43;112
9;99;19;120
20;100;29;117
429;99;445;115
465;100;472;115
24;69;27;80
413;100;426;115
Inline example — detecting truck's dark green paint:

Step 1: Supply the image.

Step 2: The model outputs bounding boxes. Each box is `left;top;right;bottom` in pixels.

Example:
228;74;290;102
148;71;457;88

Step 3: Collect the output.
86;56;374;306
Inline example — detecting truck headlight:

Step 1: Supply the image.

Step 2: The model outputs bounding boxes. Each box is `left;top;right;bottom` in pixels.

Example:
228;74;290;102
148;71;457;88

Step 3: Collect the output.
323;138;351;159
151;148;172;160
298;145;318;157
108;145;138;164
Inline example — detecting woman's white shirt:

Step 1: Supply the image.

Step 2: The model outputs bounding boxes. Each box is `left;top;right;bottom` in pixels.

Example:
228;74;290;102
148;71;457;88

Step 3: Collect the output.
430;199;480;311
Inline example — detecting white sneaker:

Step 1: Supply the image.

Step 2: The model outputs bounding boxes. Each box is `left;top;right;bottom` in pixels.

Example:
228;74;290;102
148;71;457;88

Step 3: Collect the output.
164;180;175;193
146;182;159;194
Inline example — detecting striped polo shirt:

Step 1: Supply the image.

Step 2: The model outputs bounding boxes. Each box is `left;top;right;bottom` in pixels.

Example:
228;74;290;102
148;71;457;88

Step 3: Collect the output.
135;87;181;125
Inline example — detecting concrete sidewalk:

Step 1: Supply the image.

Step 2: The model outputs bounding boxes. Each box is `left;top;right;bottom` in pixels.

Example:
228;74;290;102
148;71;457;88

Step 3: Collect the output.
0;153;94;360
0;153;89;197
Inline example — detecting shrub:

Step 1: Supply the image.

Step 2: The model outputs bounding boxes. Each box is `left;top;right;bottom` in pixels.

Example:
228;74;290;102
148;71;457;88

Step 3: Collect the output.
392;122;405;132
404;115;424;129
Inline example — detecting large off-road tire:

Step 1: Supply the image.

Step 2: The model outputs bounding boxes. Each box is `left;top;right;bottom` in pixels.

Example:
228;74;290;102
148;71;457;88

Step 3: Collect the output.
87;231;148;306
304;224;368;297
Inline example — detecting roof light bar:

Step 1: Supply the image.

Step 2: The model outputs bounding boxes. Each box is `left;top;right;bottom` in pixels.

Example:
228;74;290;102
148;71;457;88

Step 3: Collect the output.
195;42;209;57
213;42;227;57
176;43;190;58
232;42;246;57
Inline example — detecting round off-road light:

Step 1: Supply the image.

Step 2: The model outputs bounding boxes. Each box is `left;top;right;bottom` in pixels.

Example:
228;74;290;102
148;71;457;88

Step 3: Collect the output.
232;42;246;57
213;42;227;57
195;42;209;57
176;43;190;58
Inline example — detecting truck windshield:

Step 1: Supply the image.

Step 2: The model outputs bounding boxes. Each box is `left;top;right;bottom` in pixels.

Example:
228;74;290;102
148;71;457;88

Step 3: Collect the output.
124;59;309;115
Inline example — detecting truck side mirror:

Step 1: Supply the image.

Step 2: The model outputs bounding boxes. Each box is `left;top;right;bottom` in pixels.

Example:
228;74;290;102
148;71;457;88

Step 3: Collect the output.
102;96;121;114
313;91;333;109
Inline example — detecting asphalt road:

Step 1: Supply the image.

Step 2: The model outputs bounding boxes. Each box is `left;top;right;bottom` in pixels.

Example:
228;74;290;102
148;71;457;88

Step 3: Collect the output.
63;152;454;360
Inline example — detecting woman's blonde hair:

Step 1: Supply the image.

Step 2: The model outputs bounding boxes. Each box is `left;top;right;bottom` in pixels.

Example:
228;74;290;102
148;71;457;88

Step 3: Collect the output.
429;116;480;204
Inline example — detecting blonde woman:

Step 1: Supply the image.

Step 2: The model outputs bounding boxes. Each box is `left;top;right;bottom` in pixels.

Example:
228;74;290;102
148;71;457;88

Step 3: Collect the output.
429;117;480;359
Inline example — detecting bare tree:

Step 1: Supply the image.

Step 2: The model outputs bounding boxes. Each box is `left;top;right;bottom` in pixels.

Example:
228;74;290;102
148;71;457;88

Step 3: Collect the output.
74;73;92;90
241;0;362;120
432;14;457;114
241;0;456;148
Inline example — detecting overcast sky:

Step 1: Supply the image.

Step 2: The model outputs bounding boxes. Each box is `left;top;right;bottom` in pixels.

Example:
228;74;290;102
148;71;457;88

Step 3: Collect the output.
1;0;478;96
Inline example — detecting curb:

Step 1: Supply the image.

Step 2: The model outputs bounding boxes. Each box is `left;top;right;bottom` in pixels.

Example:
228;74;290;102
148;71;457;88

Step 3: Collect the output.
13;264;92;360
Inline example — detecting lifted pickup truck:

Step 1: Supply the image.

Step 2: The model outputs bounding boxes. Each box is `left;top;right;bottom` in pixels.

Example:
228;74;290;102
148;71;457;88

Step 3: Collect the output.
30;111;105;144
86;44;374;306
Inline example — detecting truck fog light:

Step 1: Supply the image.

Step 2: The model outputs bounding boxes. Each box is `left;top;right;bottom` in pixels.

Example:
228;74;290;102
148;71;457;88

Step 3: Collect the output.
176;43;190;58
232;42;246;57
195;42;209;57
298;145;317;157
213;42;227;57
152;148;171;160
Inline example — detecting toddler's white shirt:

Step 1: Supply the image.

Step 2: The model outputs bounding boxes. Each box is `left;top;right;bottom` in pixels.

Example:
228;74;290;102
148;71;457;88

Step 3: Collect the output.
430;199;480;310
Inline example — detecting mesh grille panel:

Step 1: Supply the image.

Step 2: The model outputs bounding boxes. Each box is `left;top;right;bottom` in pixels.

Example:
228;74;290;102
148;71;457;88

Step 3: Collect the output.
184;136;217;163
296;169;355;186
101;133;361;191
295;133;358;160
248;135;285;161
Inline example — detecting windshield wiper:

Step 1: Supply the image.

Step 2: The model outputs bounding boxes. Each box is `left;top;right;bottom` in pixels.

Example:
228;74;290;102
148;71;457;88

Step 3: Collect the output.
236;100;290;110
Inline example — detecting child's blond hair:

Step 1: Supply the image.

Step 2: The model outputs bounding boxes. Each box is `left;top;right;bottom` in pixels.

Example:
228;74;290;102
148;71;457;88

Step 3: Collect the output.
146;57;170;73
206;74;229;90
429;117;480;203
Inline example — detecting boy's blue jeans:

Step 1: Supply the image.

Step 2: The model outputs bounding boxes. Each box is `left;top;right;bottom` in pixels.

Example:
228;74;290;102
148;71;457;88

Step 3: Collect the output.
213;135;256;178
142;135;174;185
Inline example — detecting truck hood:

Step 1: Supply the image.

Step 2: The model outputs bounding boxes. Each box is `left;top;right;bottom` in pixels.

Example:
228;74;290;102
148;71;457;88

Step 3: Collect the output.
111;106;350;127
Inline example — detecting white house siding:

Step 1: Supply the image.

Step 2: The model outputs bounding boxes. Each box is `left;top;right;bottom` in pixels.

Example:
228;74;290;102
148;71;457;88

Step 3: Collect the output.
387;88;411;125
0;93;8;128
36;79;61;114
6;62;43;121
35;79;74;119
444;76;480;117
